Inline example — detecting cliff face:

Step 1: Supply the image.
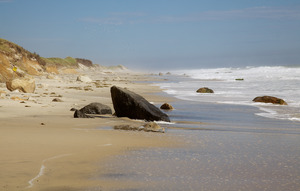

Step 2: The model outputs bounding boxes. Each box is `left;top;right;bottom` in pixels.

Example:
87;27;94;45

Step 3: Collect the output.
0;38;43;82
0;39;95;82
0;38;127;83
75;58;93;67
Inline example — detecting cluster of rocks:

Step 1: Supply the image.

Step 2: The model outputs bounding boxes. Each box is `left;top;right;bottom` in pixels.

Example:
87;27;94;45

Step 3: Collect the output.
195;87;287;105
73;86;173;133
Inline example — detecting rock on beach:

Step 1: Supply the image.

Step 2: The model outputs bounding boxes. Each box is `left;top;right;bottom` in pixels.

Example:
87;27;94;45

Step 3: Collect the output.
111;86;170;122
196;87;214;93
6;77;36;93
114;122;165;133
78;102;112;115
253;96;287;105
74;102;112;118
76;75;92;83
160;103;174;110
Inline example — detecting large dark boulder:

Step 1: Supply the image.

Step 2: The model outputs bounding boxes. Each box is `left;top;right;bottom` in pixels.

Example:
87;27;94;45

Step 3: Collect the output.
110;86;170;122
253;96;287;105
74;102;112;118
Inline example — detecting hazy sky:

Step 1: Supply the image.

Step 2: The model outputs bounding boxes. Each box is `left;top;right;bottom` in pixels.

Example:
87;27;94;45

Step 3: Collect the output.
1;0;300;70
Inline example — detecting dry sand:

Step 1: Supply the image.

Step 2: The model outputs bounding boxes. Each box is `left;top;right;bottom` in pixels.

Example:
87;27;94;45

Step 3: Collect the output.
0;69;177;191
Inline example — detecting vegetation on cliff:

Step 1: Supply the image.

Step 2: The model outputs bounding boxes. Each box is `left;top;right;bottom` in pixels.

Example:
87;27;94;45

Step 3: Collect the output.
0;38;92;82
0;38;126;82
41;57;78;68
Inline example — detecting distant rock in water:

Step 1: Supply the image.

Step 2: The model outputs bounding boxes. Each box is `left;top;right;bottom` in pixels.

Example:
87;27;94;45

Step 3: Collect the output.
160;103;174;110
6;77;36;93
74;102;112;118
111;86;170;122
196;87;214;93
253;96;287;105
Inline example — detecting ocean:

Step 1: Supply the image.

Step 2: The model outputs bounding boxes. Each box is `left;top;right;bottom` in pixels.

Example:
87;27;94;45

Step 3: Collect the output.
97;66;300;191
158;66;300;122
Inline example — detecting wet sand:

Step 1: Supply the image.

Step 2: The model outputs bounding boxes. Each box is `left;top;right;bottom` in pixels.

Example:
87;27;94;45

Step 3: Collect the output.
0;70;177;191
96;94;300;191
1;70;300;191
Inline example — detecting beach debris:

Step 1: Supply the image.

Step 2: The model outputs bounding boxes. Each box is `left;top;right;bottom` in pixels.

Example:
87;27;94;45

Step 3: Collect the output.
196;87;214;93
41;123;45;125
67;86;83;90
73;102;112;118
253;96;287;105
93;81;111;88
46;74;60;80
111;86;170;122
114;122;165;133
37;83;49;89
52;98;63;102
235;78;244;81
10;96;26;101
6;77;36;93
76;75;92;83
160;103;174;110
84;86;93;91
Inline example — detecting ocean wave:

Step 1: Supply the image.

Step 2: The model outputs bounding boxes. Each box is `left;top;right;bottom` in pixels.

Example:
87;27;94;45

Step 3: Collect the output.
157;65;300;123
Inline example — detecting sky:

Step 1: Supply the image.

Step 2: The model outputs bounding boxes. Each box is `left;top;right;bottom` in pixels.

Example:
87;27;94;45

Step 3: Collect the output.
1;0;300;70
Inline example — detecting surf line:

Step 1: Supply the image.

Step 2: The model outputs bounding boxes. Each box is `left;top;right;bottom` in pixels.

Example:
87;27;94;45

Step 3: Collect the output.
27;153;72;188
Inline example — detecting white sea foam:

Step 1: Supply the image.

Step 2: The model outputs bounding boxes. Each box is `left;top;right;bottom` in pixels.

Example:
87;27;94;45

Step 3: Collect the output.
157;66;300;122
27;153;72;188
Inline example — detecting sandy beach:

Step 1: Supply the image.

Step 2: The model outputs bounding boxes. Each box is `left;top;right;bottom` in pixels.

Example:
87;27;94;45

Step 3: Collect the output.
1;68;300;191
0;69;177;191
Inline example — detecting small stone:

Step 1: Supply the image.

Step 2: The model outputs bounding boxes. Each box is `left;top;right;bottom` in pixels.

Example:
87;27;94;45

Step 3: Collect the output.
143;122;165;133
160;103;174;110
52;98;63;102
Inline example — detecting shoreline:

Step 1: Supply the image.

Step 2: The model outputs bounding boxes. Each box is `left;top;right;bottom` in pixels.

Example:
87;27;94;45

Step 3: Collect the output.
0;70;179;190
2;69;300;190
